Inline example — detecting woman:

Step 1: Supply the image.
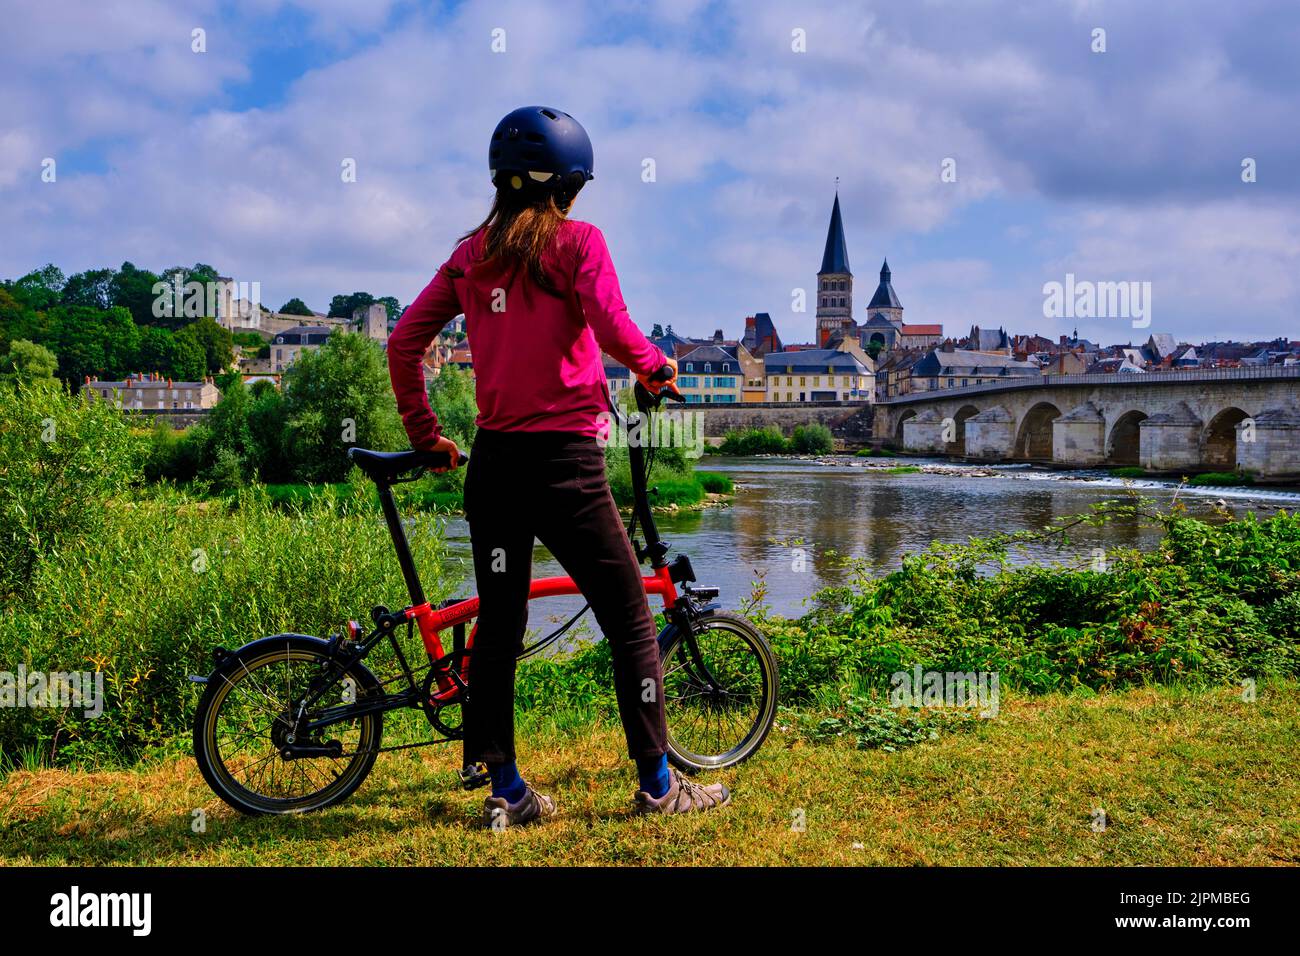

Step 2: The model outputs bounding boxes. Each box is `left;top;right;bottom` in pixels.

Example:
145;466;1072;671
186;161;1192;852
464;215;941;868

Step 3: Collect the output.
387;106;730;827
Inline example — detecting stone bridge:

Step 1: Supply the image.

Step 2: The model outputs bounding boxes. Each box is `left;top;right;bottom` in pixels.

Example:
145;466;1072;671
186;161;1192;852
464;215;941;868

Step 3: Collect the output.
872;367;1300;478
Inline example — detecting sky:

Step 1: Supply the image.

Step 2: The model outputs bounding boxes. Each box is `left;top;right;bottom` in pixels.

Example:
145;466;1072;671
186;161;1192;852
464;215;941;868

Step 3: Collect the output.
3;0;1298;348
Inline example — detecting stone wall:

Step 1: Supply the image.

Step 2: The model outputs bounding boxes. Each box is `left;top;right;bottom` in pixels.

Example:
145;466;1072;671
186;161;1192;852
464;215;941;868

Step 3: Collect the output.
687;401;874;441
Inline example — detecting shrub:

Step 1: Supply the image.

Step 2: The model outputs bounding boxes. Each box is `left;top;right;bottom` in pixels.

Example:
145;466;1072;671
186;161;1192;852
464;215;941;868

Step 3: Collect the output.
696;471;734;494
0;488;456;767
719;426;790;455
0;380;141;597
791;423;834;455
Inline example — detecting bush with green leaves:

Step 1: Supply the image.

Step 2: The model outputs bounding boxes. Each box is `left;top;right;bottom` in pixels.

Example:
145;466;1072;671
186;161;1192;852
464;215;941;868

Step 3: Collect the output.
0;380;141;597
0;486;457;768
719;426;790;455
790;423;834;455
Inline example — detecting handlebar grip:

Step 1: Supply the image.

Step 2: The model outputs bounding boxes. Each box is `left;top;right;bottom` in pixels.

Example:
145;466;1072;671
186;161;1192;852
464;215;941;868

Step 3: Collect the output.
648;363;676;384
422;450;468;469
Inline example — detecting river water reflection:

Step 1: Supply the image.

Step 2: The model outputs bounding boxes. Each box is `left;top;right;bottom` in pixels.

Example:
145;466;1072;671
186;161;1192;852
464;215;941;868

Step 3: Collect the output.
431;457;1300;624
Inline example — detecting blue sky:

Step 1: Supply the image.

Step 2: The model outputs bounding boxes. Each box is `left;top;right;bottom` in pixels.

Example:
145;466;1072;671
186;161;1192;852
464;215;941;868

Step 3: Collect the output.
3;0;1298;346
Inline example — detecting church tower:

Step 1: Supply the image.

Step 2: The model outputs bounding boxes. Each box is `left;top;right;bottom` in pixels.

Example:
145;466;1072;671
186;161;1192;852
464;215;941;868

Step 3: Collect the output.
866;259;903;328
816;192;854;346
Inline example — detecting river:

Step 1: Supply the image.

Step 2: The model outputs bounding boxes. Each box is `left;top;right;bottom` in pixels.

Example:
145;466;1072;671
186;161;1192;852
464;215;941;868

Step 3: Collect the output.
430;456;1300;627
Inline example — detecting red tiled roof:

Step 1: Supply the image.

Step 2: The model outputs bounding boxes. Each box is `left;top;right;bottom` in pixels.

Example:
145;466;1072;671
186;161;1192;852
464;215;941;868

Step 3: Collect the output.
901;324;943;335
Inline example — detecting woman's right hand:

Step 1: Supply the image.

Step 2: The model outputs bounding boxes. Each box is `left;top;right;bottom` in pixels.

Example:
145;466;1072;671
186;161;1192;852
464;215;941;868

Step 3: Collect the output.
428;434;460;473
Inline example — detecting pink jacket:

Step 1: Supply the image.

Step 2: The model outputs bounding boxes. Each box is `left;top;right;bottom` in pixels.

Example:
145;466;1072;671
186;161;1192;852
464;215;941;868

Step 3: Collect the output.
388;219;667;448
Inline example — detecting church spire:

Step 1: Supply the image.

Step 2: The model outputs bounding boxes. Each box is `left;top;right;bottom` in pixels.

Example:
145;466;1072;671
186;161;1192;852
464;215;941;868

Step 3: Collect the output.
868;259;901;310
819;192;851;276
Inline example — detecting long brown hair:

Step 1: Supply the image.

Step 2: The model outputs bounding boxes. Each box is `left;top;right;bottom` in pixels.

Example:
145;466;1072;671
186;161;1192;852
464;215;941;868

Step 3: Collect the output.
449;188;573;295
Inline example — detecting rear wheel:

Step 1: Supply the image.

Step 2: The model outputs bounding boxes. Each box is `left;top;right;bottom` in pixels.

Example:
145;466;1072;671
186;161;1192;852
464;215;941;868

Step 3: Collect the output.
659;611;778;771
193;636;383;815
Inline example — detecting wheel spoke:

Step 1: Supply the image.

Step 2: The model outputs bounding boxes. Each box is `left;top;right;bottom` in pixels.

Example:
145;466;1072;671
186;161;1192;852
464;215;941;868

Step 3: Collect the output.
662;618;773;767
202;648;378;812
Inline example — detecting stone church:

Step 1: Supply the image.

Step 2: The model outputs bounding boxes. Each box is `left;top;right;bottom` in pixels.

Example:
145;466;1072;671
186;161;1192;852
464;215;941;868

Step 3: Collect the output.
815;193;942;352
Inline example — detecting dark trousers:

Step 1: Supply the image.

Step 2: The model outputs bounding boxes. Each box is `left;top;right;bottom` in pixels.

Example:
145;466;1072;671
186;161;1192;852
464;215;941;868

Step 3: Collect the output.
461;427;668;765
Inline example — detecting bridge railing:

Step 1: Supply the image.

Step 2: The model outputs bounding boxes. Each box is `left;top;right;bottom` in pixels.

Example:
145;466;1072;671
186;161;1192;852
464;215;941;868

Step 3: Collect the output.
877;365;1300;404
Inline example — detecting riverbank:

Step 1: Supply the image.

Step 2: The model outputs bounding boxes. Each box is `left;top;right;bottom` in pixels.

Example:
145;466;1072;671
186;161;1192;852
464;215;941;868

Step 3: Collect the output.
3;682;1294;866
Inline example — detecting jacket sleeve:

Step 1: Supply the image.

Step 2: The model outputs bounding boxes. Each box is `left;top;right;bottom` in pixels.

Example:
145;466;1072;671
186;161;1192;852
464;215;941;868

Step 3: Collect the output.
388;252;463;450
573;225;667;377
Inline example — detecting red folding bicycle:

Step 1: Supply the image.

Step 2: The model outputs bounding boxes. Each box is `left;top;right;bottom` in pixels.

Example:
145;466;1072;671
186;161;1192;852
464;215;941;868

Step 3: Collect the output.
192;375;778;815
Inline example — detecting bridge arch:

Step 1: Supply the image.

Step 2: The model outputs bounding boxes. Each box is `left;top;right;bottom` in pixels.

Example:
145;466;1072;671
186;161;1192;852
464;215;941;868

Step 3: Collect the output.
948;404;981;455
1107;409;1148;465
1203;407;1251;471
1015;401;1061;460
894;409;916;442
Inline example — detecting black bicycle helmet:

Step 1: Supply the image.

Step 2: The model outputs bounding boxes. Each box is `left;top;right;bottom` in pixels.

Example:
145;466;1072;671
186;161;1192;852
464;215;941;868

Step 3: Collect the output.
489;105;594;205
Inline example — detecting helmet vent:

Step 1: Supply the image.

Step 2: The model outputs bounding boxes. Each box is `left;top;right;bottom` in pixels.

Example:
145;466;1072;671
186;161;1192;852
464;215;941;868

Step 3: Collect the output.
540;109;558;120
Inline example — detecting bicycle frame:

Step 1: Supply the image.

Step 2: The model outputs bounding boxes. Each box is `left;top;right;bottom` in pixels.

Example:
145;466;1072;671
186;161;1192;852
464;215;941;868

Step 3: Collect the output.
372;394;694;704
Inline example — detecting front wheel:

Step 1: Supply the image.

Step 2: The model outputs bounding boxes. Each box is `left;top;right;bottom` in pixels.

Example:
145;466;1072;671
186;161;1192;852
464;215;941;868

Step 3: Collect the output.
659;611;779;772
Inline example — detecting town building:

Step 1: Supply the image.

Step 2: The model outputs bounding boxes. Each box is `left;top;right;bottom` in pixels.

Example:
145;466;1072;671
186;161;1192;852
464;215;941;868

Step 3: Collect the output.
676;343;743;403
909;347;1040;392
763;348;873;402
741;312;783;356
81;373;221;410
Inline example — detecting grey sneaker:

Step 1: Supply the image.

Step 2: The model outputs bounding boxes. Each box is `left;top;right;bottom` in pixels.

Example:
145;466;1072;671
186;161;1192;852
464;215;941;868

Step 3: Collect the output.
482;786;557;830
634;768;731;815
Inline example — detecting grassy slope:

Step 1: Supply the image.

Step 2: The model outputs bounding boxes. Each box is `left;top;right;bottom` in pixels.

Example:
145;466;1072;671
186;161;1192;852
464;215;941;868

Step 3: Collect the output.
2;684;1296;866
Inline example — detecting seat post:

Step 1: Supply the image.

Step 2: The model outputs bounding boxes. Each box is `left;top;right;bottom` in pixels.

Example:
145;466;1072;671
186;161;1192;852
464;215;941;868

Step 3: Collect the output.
375;479;426;606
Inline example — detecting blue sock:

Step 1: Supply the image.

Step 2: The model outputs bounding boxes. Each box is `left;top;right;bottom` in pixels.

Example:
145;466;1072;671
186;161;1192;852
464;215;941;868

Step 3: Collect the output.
489;760;527;804
636;753;671;799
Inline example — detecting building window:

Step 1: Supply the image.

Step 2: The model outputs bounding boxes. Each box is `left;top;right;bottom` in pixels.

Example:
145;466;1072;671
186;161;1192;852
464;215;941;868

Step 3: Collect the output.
686;363;694;372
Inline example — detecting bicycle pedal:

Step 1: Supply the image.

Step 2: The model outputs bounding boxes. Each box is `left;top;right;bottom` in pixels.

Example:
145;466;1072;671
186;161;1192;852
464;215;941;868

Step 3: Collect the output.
458;763;491;791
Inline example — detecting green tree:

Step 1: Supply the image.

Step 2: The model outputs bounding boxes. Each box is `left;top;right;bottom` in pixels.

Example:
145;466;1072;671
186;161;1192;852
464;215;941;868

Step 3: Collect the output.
376;295;402;323
202;374;257;488
61;268;115;310
278;297;314;316
328;292;375;319
281;331;403;482
650;323;664;338
0;288;43;350
0;339;58;386
177;317;233;375
109;261;164;326
426;362;478;446
247;382;291;483
135;326;180;378
47;304;139;385
9;264;66;311
171;329;207;381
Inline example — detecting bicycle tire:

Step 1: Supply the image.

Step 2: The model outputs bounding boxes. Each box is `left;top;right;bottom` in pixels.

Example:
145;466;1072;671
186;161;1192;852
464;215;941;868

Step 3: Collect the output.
658;610;779;772
193;635;383;815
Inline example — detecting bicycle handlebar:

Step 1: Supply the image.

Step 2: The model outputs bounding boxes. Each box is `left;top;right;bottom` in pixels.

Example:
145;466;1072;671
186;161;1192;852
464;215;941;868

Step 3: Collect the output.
634;363;685;412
